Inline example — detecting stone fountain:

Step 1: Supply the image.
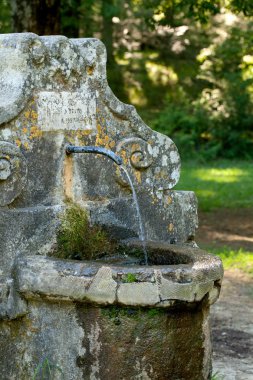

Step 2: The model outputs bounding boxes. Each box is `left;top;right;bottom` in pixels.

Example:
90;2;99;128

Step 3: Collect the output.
0;33;223;380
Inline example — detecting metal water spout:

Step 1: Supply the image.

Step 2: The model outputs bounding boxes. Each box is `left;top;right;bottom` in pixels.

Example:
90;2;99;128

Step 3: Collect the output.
65;143;148;263
66;144;123;166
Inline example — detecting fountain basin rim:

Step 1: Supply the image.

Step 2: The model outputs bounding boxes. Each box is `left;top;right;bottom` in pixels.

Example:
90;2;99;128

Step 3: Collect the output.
15;246;223;308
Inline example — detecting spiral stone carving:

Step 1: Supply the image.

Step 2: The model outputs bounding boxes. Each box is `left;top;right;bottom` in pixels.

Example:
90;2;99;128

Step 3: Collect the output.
116;137;153;169
0;141;27;206
115;137;153;187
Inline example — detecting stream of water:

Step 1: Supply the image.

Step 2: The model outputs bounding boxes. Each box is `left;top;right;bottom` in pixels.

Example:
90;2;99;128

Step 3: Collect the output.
65;145;148;264
120;166;148;265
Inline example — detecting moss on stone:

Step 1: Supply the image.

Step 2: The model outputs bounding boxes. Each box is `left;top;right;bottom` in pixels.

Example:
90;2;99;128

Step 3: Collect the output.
52;203;115;260
122;273;138;283
147;308;165;318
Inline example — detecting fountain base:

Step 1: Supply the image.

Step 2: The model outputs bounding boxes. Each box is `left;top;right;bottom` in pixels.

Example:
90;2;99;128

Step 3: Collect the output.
0;242;222;380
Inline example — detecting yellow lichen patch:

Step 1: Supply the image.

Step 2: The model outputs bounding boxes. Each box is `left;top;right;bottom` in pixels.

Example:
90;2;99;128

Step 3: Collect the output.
31;110;38;120
97;124;102;134
15;139;21;147
168;223;174;232
131;152;143;167
76;130;83;139
104;135;110;144
64;155;73;200
151;195;159;205
86;65;94;75
134;170;142;184
76;129;92;142
22;127;28;134
96;129;116;150
95;135;104;146
23;142;30;150
14;160;20;169
119;149;128;166
167;196;172;205
81;130;92;136
131;143;141;152
29;126;43;140
24;111;30;119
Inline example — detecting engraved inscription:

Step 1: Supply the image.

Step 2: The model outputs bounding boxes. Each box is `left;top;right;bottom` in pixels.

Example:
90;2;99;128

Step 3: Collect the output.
37;91;97;131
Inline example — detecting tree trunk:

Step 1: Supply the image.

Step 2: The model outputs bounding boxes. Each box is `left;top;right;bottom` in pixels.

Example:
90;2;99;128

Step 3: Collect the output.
101;0;115;64
10;0;61;35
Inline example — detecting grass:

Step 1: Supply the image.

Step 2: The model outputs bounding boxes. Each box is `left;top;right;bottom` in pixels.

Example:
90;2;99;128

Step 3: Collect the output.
211;247;253;277
175;160;253;211
122;273;138;283
211;372;224;380
175;159;253;277
33;358;64;380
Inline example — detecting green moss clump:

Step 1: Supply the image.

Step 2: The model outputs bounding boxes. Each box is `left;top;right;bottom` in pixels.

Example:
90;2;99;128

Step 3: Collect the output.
122;273;138;283
54;204;114;260
147;308;164;318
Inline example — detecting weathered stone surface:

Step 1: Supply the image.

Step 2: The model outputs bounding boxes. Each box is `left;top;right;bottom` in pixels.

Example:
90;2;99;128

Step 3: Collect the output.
0;301;85;380
89;190;198;242
0;206;61;274
0;33;195;245
117;282;160;306
16;243;222;307
86;266;117;304
0;141;27;206
0;278;27;320
0;299;212;380
74;304;212;380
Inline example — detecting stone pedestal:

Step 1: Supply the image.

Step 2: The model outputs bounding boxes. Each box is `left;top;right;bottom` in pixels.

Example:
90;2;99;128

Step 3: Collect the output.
1;300;212;380
0;244;222;379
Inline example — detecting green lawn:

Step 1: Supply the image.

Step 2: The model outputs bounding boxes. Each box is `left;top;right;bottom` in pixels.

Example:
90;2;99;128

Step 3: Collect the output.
175;160;253;276
211;247;253;277
175;160;253;211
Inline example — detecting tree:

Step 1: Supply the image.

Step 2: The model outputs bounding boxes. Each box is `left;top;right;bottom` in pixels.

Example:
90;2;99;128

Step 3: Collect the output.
0;0;11;33
10;0;61;35
7;1;253;39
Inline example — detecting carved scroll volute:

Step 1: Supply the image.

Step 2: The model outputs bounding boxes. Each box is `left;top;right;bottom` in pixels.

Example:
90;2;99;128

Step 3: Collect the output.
115;137;153;187
0;142;27;206
115;134;181;191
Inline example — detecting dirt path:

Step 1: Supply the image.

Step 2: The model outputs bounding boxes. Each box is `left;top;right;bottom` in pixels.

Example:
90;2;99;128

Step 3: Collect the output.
211;270;253;380
196;209;253;380
197;208;253;251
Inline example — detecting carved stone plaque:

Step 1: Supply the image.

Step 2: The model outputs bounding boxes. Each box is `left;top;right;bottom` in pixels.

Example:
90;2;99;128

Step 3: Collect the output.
37;91;97;131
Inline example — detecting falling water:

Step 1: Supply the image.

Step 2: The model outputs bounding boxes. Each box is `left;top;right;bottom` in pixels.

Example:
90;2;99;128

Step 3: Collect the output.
120;166;148;265
65;144;148;264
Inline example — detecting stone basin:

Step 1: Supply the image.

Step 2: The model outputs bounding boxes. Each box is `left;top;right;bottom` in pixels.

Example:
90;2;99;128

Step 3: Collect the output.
12;242;223;380
16;241;223;307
